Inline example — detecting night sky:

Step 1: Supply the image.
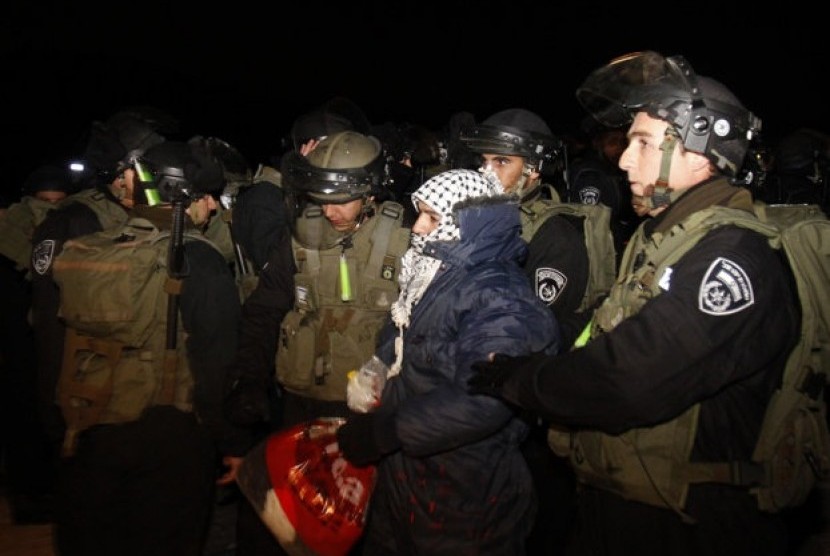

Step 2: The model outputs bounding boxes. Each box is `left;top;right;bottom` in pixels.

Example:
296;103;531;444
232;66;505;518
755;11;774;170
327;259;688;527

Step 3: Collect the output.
2;1;827;201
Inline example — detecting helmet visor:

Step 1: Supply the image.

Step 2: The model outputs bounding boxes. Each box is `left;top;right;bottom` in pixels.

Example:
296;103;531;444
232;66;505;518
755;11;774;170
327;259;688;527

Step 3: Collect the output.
576;51;697;129
282;151;374;204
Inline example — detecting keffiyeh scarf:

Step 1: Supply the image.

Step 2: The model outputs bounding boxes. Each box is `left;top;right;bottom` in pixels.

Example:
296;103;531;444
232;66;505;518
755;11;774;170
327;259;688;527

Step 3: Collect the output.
388;169;504;375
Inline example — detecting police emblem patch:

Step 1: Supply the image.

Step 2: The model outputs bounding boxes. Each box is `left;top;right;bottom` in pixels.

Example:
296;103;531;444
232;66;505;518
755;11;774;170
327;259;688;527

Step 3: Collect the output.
32;240;56;275
578;186;601;205
698;257;754;315
536;267;566;305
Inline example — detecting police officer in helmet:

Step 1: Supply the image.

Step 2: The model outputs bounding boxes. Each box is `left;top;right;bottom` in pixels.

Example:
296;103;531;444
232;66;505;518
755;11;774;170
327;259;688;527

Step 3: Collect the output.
469;51;801;556
51;139;250;556
226;130;410;556
459;109;598;343
29;109;174;488
461;109;610;554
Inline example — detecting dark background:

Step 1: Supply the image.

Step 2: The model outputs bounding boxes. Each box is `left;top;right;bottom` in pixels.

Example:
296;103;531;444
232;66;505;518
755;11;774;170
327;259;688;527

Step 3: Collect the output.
2;1;827;201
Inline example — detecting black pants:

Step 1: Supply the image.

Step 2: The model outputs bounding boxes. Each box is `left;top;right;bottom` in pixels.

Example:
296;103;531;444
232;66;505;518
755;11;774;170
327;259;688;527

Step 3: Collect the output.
521;420;577;555
564;484;791;556
53;406;215;556
0;262;55;520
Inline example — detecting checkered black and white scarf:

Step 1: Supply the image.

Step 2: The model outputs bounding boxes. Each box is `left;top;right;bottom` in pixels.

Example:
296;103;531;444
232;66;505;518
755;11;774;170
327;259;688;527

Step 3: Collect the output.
388;169;504;375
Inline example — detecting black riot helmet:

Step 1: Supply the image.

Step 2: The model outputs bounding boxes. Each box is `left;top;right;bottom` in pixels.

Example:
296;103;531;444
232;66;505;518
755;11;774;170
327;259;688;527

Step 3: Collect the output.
22;164;76;197
133;141;225;206
82;107;178;182
188;136;252;209
282;131;384;204
288;96;372;152
576;51;761;177
458;108;562;171
281;131;384;248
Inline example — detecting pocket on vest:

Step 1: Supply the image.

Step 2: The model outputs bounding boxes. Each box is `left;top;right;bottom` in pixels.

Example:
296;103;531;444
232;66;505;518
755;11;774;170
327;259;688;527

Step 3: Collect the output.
277;312;316;390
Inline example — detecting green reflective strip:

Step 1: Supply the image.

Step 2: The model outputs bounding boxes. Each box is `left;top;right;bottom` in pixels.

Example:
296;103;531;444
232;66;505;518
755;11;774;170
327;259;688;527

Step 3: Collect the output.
572;319;593;349
144;189;162;206
134;161;154;183
339;254;352;301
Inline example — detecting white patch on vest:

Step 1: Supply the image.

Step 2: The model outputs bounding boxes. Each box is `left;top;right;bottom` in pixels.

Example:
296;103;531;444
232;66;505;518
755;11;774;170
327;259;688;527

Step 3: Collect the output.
32;240;55;275
698;257;754;315
536;267;567;306
658;267;673;291
295;285;311;311
578;186;601;205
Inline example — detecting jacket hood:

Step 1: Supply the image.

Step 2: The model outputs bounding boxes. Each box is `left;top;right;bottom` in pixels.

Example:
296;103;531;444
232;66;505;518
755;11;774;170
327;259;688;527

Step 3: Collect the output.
425;195;526;267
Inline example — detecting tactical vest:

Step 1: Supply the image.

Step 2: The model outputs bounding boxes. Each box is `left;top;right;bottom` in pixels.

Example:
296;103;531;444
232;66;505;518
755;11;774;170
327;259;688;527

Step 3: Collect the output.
548;203;830;513
0;197;59;273
276;202;409;401
519;186;617;311
51;217;216;455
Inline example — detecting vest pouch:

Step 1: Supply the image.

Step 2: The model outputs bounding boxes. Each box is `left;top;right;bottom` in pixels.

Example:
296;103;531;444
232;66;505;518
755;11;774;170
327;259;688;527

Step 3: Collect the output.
53;235;163;347
569;406;699;510
60;350;157;425
318;311;387;402
277;311;317;391
547;424;573;458
754;396;830;511
104;350;157;423
59;346;157;456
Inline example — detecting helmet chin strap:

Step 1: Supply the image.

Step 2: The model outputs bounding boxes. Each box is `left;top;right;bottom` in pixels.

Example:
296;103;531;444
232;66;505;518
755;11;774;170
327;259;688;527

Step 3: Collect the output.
643;127;684;209
478;162;538;199
346;195;375;236
513;164;536;199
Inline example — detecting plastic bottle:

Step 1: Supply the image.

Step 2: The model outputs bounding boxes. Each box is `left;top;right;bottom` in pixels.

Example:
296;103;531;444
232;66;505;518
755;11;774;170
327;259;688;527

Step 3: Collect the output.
346;356;389;413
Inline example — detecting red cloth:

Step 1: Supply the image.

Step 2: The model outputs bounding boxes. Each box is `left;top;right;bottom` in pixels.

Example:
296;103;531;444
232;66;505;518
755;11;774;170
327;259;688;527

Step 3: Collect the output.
265;418;376;556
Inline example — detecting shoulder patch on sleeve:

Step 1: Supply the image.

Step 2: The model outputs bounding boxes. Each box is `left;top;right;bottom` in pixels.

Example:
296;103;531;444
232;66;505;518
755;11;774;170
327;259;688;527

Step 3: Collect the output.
536;267;567;306
698;257;754;315
32;240;56;276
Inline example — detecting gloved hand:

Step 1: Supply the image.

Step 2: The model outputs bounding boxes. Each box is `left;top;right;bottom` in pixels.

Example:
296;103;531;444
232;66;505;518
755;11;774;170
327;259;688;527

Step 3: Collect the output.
468;352;548;398
336;411;400;467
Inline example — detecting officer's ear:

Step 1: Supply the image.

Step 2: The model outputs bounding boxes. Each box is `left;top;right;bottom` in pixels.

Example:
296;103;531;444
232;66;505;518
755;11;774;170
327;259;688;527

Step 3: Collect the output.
687;151;711;173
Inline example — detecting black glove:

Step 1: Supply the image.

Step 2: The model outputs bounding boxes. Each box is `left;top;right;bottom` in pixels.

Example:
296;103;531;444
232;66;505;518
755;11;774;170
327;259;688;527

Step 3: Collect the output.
468;352;547;398
336;411;400;467
224;376;271;426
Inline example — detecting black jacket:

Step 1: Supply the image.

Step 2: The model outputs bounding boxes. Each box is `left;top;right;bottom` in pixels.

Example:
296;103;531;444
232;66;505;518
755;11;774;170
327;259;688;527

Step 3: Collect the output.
495;180;802;555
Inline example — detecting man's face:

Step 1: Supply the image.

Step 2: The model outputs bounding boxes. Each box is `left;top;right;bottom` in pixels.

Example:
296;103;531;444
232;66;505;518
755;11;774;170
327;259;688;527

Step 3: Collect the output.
34;190;67;204
111;167;138;209
320;198;366;232
412;200;440;236
618;112;671;198
478;153;526;194
619;111;711;217
186;194;217;227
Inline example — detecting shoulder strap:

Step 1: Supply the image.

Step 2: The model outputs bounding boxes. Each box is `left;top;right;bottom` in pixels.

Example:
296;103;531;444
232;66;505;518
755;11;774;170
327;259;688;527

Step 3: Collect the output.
366;202;404;279
69;189;129;231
